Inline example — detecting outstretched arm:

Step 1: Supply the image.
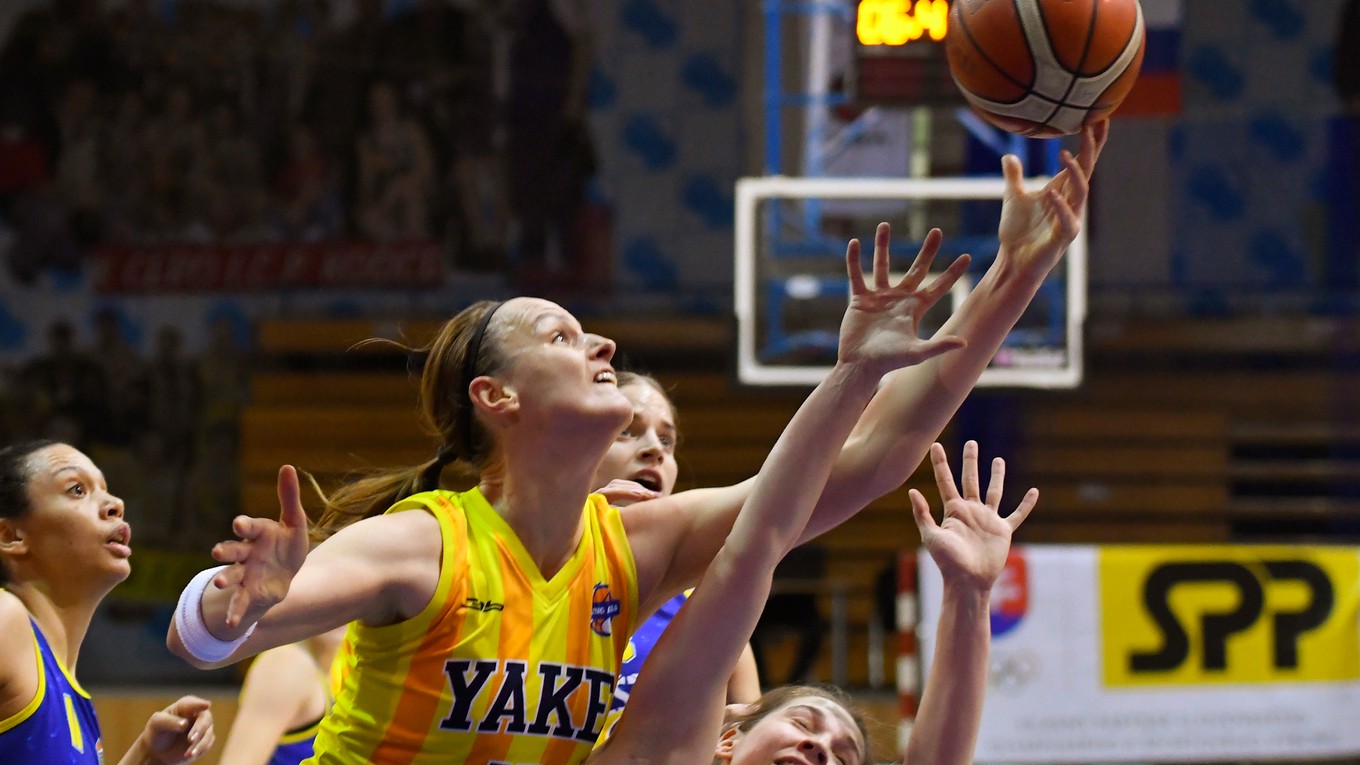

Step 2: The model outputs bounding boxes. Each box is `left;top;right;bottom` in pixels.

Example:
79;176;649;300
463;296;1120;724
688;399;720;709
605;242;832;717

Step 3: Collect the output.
625;123;1106;612
167;467;440;669
905;441;1037;765
805;121;1106;538
599;225;969;763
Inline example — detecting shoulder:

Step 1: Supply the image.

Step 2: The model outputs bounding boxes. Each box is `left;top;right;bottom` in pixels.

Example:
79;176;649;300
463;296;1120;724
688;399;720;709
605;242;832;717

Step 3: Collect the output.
0;591;35;699
0;592;33;660
242;643;317;696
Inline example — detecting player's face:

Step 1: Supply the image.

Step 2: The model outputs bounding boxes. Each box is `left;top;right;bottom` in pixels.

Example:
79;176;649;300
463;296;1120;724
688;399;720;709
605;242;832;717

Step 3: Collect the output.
14;444;131;585
491;298;631;435
593;382;679;497
720;696;864;765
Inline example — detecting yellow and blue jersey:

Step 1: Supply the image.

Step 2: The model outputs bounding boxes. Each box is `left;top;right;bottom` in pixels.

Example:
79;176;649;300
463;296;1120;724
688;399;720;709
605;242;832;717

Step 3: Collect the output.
0;618;104;764
307;487;638;765
596;590;691;743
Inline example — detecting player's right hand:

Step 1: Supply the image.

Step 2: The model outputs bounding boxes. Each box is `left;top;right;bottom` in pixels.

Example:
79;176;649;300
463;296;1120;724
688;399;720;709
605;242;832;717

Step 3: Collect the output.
208;466;310;627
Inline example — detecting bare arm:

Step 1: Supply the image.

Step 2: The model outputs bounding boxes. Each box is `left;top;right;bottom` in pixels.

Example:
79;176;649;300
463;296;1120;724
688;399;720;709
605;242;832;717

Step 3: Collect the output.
597;226;967;764
624;123;1107;611
216;645;318;765
726;644;761;704
905;442;1037;765
804;121;1108;539
0;593;36;722
167;467;441;669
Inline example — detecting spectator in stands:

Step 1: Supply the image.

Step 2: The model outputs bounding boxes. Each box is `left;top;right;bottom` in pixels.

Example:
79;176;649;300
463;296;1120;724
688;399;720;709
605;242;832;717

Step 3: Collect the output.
0;107;50;221
51;78;105;249
355;80;435;241
145;326;200;473
445;0;511;273
100;90;152;244
16;320;105;447
272;123;344;241
196;99;267;242
141;85;205;240
0;440;217;763
88;307;148;450
308;0;390;220
591;440;1033;765
505;0;596;282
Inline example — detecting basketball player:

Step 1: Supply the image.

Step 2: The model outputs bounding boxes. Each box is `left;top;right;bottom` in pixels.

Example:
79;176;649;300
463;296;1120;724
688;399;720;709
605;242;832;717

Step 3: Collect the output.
591;371;761;726
0;441;215;764
167;223;970;764
216;626;346;765
590;439;1032;765
168;121;1105;763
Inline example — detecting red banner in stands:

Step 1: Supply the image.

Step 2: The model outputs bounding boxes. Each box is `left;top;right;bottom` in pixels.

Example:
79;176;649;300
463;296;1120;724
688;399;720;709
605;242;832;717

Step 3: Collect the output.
93;241;446;293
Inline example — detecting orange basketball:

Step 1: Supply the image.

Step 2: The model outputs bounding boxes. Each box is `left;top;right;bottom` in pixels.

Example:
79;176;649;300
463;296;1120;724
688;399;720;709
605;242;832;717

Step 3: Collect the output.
945;0;1146;138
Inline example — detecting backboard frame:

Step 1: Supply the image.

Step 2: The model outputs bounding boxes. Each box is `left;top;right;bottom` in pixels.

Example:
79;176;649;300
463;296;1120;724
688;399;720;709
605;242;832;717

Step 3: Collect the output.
734;174;1087;388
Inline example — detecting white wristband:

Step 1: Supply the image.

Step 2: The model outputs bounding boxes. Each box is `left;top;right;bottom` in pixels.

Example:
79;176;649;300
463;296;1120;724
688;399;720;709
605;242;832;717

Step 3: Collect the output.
174;566;257;663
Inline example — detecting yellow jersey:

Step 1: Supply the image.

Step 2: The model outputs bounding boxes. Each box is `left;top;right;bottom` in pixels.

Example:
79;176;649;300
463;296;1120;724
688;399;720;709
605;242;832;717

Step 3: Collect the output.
308;488;638;765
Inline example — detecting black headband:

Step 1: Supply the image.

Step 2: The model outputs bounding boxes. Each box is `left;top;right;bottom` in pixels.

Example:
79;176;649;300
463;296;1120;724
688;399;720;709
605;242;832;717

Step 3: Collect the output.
456;301;504;460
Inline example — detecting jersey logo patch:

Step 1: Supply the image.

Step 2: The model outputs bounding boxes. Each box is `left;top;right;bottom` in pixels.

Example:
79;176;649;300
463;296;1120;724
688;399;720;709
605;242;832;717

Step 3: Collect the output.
460;597;505;612
590;583;621;637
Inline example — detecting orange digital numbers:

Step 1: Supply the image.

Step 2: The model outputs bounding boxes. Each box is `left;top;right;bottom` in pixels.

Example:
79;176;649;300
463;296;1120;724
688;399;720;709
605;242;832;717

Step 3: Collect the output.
856;0;949;46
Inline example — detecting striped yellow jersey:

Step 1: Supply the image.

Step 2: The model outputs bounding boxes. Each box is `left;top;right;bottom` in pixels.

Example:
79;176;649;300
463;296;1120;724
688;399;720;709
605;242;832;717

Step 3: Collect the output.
308;488;638;765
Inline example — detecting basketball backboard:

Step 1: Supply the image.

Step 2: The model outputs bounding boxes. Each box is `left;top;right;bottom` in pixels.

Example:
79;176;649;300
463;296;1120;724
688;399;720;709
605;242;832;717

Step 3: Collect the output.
734;175;1086;388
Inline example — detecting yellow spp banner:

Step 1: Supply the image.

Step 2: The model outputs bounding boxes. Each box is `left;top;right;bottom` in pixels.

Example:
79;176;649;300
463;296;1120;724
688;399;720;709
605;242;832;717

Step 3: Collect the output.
1101;545;1360;686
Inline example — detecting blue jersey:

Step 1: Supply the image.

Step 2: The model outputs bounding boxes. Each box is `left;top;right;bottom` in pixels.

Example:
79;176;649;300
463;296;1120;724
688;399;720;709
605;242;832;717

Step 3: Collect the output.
270;719;321;765
595;591;690;744
0;618;104;764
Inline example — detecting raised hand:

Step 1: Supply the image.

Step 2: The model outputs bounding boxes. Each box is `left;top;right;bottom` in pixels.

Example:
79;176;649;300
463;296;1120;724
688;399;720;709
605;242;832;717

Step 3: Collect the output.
838;222;971;375
910;441;1037;593
996;119;1109;277
208;466;310;628
126;695;215;764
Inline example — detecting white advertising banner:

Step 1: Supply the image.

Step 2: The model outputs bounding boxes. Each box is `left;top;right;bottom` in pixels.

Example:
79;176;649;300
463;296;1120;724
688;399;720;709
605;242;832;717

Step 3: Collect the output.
916;544;1360;763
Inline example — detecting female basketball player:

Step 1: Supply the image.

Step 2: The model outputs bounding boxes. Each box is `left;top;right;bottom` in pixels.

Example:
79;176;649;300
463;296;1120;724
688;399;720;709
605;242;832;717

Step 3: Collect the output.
0;441;216;764
168;224;970;764
588;439;1031;765
169;121;1106;764
216;625;345;765
591;371;761;722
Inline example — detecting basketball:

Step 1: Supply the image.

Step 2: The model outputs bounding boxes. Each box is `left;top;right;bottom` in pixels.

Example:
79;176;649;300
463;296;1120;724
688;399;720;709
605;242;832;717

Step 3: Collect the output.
945;0;1146;138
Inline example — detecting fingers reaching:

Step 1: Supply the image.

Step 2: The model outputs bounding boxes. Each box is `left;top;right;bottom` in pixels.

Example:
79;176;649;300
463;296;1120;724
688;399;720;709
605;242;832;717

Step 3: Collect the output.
873;221;891;289
986;456;1005;509
278;465;307;530
909;487;937;536
928;442;960;503
960;439;981;501
1007;487;1039;531
845;236;866;295
894;227;942;292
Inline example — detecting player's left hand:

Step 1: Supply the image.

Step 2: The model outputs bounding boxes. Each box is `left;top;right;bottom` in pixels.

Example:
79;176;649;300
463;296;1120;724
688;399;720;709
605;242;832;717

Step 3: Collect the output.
836;223;971;376
997;119;1109;277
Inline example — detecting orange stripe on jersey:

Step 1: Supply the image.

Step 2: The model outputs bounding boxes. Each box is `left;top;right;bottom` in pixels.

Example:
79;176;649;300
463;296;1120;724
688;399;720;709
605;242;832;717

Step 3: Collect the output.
366;496;470;764
461;544;532;764
307;489;637;765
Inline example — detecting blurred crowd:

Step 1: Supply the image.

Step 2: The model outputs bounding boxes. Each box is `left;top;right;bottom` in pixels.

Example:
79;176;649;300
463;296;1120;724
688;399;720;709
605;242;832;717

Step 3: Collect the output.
0;0;597;282
0;310;249;552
